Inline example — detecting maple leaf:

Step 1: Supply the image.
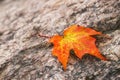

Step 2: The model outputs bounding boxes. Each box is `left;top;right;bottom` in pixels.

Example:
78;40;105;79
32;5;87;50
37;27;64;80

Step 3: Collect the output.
49;25;107;70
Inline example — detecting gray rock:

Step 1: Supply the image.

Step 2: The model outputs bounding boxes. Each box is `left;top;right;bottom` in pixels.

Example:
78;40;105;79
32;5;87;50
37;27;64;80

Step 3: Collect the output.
0;0;120;80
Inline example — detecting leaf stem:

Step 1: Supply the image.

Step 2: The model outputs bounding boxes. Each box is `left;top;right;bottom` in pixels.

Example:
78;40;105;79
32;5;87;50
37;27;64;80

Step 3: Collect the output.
38;33;51;38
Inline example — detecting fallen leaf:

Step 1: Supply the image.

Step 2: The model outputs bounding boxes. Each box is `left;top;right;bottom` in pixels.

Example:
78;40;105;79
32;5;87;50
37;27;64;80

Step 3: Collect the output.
49;25;107;70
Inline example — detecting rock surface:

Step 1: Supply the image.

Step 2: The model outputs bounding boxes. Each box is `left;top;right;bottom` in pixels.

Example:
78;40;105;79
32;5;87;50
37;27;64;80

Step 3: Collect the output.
0;0;120;80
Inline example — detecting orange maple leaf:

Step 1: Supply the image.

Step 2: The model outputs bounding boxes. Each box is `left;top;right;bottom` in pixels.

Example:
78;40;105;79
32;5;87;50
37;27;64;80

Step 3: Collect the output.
49;25;107;70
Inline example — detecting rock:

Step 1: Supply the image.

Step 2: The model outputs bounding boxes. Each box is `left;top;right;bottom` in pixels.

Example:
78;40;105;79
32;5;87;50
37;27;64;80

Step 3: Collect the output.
0;0;120;80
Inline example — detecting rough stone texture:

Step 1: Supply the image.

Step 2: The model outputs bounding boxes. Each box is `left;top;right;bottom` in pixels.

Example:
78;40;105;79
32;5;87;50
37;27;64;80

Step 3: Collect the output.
0;0;120;80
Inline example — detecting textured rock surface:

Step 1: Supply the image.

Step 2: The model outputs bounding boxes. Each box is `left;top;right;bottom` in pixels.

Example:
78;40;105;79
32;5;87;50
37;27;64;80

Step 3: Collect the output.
0;0;120;80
